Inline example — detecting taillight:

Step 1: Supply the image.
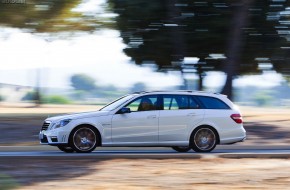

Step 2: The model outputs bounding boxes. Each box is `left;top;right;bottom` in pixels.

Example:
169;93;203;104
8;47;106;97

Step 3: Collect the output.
231;114;243;124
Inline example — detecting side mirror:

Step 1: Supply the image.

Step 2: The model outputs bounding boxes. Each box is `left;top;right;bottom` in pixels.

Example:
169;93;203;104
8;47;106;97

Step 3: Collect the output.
118;107;131;114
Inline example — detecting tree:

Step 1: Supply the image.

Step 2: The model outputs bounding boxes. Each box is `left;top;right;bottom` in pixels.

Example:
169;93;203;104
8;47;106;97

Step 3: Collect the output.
221;0;253;99
130;82;147;92
71;74;97;91
271;5;290;83
0;0;114;33
0;1;115;106
109;0;289;99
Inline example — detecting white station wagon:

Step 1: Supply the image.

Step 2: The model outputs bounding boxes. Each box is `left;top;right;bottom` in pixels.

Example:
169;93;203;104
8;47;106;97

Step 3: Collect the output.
39;91;246;153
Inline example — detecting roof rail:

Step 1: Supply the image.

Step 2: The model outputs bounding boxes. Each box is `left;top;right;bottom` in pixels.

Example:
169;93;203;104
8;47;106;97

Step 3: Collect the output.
132;90;222;94
132;90;194;94
131;91;147;94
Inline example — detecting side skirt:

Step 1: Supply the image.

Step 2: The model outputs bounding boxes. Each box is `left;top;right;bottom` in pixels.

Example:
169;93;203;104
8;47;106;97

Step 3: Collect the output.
101;141;189;147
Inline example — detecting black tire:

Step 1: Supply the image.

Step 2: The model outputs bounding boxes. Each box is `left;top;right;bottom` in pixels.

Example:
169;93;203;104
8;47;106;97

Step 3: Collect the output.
69;126;99;153
190;127;217;152
172;146;191;152
57;145;75;153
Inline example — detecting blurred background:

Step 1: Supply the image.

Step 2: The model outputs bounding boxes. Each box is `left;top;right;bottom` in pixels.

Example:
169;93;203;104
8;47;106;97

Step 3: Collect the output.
0;0;289;107
1;1;290;189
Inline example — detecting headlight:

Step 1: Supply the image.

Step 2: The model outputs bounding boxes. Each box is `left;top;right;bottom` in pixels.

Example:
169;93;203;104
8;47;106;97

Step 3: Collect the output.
51;119;72;130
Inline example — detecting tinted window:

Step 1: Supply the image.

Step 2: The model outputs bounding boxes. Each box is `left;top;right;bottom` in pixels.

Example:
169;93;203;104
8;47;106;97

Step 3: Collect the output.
124;95;158;112
189;96;200;109
163;95;200;110
196;96;230;109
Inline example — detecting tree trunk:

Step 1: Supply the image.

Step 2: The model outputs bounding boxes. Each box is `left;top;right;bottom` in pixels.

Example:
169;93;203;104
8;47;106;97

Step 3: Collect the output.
196;60;206;91
221;0;253;100
35;68;41;107
198;72;203;91
166;0;187;88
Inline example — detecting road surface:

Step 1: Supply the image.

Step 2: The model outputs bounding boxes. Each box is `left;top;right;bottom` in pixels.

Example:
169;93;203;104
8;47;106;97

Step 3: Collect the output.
0;145;290;159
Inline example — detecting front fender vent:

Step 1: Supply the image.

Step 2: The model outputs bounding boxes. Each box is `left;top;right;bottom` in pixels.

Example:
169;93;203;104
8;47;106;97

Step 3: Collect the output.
41;122;51;131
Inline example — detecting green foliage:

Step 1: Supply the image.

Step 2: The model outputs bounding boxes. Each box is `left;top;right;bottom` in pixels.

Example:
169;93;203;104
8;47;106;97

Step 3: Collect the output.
23;91;74;104
42;95;71;104
22;91;38;101
110;0;288;74
109;0;289;99
253;91;273;106
0;95;5;102
110;0;289;98
102;85;117;92
284;76;290;85
71;90;88;100
0;0;115;33
99;90;123;98
130;82;147;92
71;74;97;92
0;0;80;32
0;174;19;190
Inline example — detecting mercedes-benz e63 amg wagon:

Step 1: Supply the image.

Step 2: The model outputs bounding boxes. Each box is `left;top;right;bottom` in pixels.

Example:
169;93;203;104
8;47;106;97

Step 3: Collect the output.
39;91;246;153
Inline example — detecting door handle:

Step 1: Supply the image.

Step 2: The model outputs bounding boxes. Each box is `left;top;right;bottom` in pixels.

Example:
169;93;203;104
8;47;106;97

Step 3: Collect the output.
147;115;157;119
187;113;196;116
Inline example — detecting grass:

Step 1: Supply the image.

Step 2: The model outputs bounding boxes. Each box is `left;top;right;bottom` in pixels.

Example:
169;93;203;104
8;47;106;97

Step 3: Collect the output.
0;174;19;190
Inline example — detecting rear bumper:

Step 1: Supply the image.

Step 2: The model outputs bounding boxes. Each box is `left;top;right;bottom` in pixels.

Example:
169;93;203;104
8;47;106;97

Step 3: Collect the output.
220;135;247;144
219;127;246;144
222;136;246;145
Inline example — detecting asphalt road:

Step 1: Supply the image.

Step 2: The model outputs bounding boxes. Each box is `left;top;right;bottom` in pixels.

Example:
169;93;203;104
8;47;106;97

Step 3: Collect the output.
1;145;290;159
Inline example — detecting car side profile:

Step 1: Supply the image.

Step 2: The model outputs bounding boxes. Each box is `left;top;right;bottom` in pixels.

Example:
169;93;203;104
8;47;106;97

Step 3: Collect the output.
39;91;246;153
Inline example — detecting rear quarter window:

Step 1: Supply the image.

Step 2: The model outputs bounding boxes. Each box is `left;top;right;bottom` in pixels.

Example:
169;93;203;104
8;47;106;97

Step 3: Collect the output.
196;96;231;109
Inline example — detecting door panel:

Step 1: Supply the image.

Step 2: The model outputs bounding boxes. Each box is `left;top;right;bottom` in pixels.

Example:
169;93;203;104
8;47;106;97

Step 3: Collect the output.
158;95;204;142
111;111;159;142
111;95;159;143
159;109;204;141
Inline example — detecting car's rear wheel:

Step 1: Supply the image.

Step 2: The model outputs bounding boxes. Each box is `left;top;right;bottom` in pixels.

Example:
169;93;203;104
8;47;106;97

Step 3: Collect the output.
57;145;75;153
191;127;217;152
171;146;191;152
70;126;99;153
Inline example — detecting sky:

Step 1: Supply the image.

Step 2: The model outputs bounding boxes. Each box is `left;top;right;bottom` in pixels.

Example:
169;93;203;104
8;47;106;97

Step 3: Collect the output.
0;27;182;89
0;0;285;90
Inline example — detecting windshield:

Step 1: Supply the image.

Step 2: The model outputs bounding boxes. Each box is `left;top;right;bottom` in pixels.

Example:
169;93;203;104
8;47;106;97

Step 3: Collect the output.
100;94;135;111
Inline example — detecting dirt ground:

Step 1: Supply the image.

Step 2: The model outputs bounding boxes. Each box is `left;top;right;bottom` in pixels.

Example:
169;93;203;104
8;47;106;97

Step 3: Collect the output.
0;158;290;190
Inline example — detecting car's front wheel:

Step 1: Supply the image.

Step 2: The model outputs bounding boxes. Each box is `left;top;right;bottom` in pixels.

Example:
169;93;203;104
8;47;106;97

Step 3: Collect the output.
57;145;75;153
171;146;191;152
191;127;217;152
69;126;99;153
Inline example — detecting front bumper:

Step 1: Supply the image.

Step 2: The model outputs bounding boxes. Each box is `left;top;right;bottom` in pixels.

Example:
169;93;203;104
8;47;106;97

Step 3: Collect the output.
39;129;69;145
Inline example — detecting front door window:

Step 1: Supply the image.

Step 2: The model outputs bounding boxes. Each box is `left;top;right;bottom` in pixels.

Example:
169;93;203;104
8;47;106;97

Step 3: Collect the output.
125;95;158;112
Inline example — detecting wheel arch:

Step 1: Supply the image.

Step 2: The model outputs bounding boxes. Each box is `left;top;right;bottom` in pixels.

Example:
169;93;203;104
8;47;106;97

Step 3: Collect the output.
189;125;220;146
69;123;102;146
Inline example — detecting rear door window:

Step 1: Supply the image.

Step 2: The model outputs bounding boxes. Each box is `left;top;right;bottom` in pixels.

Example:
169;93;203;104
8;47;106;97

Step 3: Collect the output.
163;95;200;110
196;96;230;109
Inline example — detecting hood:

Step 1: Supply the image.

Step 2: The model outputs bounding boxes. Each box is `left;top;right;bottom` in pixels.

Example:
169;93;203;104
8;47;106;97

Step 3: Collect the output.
45;110;110;122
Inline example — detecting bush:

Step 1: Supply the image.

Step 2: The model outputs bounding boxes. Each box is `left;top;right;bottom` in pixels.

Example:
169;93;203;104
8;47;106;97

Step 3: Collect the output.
253;92;273;106
71;90;87;100
71;74;97;91
0;95;5;102
22;91;38;101
0;174;19;189
23;92;72;104
42;95;71;104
